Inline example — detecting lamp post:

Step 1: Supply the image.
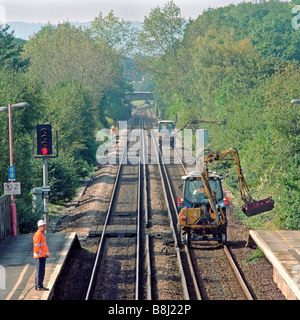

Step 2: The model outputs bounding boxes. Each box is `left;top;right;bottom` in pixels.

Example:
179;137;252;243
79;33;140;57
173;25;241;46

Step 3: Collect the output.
291;99;300;104
0;102;29;236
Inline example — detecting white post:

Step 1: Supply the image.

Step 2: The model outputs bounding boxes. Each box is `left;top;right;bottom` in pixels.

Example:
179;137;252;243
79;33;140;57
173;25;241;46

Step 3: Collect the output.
42;158;49;233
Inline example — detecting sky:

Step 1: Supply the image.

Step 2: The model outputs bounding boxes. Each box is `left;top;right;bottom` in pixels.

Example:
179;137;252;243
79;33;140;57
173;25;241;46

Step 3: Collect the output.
0;0;250;23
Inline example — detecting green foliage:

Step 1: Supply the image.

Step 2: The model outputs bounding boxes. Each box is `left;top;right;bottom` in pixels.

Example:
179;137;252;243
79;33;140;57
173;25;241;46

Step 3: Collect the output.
276;156;300;229
0;68;43;233
42;81;96;163
0;24;29;70
140;0;300;230
139;0;185;57
0;21;129;233
89;10;138;55
48;152;80;203
0;1;299;234
188;0;300;62
23;22;122;102
244;249;265;264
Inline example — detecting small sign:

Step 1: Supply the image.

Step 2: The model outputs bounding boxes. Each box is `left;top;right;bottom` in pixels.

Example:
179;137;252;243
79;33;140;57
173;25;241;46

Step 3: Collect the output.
8;166;15;181
4;182;21;195
42;185;50;199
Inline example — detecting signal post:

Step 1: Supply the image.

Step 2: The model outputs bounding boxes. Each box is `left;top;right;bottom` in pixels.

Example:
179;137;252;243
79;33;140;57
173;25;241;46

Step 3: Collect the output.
33;124;58;232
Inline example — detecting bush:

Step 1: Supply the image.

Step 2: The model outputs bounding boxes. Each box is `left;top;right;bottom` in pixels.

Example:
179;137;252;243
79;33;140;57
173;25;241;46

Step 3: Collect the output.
48;152;80;203
275;156;300;229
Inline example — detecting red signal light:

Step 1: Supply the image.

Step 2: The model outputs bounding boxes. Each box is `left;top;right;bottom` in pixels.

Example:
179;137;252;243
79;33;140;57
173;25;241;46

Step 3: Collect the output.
36;124;53;156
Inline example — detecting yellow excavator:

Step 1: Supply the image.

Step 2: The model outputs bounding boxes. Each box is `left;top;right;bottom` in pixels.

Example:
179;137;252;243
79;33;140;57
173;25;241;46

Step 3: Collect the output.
178;147;274;245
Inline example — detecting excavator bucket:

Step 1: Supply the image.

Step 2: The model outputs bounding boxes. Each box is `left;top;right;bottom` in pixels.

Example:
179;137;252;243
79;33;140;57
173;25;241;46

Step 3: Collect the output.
241;197;274;217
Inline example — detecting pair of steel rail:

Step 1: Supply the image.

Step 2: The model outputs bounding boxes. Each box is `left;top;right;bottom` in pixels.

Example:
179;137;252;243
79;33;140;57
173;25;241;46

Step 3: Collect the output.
86;109;253;300
85;115;144;300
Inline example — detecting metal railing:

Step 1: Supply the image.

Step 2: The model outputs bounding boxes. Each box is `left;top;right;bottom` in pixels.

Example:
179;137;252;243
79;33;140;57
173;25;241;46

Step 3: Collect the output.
0;195;11;243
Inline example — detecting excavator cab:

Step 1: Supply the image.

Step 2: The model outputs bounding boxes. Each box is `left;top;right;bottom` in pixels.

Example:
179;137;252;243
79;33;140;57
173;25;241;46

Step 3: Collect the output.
158;121;175;149
178;172;228;245
181;173;227;209
159;121;175;133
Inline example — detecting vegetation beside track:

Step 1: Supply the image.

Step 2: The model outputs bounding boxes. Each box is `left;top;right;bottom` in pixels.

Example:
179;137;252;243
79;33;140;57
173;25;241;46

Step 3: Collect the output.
0;20;131;232
139;0;300;230
0;1;299;232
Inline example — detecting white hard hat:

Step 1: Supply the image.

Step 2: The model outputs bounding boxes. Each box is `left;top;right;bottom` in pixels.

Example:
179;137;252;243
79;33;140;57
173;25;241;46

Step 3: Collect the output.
37;220;46;227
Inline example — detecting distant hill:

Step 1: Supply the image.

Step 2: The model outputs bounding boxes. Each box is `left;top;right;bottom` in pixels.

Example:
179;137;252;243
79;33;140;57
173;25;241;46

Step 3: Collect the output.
7;21;91;40
7;21;142;40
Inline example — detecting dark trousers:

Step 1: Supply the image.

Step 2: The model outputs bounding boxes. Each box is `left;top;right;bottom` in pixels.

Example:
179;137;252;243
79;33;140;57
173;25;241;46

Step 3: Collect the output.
35;257;46;288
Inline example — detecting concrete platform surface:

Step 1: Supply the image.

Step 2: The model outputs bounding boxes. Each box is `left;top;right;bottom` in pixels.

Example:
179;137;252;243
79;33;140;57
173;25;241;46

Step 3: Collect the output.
249;230;300;300
0;232;78;300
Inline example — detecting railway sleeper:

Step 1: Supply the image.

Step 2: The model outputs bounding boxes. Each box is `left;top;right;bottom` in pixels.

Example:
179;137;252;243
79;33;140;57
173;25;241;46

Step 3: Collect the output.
89;224;137;238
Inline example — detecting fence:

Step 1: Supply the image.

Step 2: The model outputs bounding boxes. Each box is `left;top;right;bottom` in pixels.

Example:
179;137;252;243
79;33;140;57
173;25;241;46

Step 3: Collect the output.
0;195;11;243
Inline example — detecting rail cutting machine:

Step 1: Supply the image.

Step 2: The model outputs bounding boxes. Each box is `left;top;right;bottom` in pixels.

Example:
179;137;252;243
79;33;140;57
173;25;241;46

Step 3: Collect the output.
178;147;274;245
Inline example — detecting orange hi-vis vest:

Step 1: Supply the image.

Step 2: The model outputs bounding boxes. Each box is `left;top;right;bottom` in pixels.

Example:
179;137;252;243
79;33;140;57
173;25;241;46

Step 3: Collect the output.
33;230;50;259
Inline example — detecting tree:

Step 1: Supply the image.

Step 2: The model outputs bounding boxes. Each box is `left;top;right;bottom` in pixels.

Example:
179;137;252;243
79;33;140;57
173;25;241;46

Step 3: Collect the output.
263;62;300;159
23;23;120;101
0;68;44;232
140;0;300;230
42;81;96;163
0;24;28;70
135;0;188;118
89;10;137;55
138;0;186;57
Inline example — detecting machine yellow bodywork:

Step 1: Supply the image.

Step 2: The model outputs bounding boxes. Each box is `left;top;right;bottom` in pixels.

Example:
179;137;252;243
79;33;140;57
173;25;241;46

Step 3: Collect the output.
178;147;274;243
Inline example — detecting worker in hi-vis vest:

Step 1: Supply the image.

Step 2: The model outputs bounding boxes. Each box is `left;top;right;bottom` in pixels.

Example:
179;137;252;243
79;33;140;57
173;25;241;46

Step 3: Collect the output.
33;220;50;291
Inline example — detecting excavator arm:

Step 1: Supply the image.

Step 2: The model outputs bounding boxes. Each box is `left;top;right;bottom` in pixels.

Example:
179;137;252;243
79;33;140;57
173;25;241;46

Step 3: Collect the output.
204;148;252;203
204;147;274;216
200;169;226;225
174;118;226;135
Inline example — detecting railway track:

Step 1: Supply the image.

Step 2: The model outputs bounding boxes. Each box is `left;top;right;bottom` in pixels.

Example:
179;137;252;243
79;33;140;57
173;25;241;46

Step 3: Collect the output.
171;139;254;300
143;114;188;300
86;115;143;300
149;106;253;300
85;105;254;300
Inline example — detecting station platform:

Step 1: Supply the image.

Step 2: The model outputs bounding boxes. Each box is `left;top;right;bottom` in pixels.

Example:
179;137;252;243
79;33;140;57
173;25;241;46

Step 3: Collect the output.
248;230;300;300
0;232;79;300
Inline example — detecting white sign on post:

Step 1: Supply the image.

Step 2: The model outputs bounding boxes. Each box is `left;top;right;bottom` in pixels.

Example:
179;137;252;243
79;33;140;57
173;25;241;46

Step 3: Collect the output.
3;182;21;195
8;166;16;181
42;185;50;199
